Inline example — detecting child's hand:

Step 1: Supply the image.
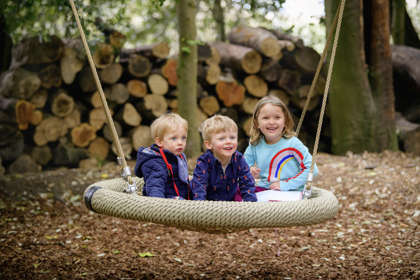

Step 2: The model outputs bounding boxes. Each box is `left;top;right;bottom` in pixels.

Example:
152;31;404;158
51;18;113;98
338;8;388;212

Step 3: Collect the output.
250;164;261;179
269;181;281;191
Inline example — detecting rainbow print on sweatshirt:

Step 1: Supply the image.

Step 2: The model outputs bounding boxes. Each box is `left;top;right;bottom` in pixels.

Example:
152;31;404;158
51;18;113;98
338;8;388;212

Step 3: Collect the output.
267;147;305;183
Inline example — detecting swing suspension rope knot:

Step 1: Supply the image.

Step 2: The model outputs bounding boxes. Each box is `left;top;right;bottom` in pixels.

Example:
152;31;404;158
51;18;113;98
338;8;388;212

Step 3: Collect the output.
118;157;138;193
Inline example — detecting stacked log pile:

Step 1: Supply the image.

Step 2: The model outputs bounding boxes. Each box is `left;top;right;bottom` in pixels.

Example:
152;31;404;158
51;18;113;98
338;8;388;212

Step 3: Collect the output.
0;25;363;174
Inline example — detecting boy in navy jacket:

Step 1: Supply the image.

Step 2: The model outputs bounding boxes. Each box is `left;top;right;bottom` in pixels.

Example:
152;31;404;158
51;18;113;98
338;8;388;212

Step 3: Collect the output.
191;115;257;202
134;113;190;199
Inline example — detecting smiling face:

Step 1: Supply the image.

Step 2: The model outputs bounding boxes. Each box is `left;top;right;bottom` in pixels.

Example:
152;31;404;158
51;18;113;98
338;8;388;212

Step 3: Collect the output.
256;103;286;144
155;126;187;156
205;129;238;166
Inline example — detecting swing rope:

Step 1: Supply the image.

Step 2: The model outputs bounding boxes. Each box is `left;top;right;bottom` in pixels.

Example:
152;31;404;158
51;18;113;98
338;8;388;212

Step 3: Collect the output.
69;0;136;193
74;0;342;232
301;0;346;198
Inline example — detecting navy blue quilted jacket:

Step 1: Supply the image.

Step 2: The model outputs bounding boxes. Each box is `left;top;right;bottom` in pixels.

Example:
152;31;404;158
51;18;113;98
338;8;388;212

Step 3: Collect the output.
134;144;190;199
191;150;257;202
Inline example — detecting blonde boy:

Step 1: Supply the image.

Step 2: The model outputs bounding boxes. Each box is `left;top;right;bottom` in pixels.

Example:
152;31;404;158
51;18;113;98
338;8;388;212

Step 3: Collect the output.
191;115;256;201
134;113;190;199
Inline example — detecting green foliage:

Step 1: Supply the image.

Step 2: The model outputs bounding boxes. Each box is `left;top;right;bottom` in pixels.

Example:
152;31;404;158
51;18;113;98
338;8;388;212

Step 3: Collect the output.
2;0;322;51
1;0;126;43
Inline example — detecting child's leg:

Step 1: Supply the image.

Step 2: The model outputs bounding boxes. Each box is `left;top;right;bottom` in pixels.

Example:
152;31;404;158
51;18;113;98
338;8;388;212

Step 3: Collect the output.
234;187;243;201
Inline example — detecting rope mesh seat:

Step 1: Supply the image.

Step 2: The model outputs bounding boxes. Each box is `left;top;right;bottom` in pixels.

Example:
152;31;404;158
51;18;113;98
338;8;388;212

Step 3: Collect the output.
84;178;339;233
70;0;345;233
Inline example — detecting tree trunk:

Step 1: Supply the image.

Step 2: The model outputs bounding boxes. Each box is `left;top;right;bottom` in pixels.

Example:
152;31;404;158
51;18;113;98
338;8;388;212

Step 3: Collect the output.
0;15;12;73
326;0;377;154
212;0;226;41
177;0;200;158
367;0;398;151
401;2;420;48
391;0;405;45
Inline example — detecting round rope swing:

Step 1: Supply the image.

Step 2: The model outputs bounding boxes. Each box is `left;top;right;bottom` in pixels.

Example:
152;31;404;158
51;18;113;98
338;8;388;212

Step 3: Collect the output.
72;0;345;233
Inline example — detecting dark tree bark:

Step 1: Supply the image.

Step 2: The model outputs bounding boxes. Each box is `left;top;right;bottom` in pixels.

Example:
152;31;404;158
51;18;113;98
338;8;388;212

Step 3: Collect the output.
367;0;398;151
391;0;405;45
390;0;420;48
212;0;226;42
326;0;378;154
0;14;12;74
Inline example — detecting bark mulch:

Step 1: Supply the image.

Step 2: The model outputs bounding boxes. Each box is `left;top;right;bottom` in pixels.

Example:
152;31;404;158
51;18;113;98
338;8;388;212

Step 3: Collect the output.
0;151;419;279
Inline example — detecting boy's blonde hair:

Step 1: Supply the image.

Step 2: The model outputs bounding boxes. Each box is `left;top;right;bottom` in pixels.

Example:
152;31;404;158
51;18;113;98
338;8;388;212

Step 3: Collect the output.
151;113;188;140
249;95;295;145
199;115;238;142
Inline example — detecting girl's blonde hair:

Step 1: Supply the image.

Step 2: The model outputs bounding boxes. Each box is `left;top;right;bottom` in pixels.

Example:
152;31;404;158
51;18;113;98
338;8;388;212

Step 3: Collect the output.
249;95;295;145
151;113;188;140
199;115;238;142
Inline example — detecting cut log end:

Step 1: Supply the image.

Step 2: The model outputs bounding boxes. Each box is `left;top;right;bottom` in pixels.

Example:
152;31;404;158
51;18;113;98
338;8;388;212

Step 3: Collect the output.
71;123;97;148
216;81;245;107
127;80;147;98
242;50;262;74
93;43;115;69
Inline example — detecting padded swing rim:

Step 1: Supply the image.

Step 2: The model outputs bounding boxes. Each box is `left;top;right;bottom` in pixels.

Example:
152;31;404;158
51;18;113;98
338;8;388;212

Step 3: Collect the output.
84;177;339;233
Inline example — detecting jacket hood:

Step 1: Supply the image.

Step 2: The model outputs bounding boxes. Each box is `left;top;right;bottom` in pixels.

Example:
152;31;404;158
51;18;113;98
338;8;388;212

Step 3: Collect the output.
134;144;161;178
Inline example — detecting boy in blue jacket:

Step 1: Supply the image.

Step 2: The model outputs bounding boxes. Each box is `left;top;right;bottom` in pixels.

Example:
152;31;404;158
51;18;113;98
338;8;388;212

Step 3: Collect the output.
191;115;257;202
134;113;190;199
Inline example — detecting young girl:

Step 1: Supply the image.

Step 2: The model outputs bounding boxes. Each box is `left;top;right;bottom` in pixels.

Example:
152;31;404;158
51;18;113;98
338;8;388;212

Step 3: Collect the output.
244;95;317;195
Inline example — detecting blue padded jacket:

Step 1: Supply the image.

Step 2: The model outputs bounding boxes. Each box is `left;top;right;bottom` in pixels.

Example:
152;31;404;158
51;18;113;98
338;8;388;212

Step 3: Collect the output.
191;150;257;202
134;144;190;199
